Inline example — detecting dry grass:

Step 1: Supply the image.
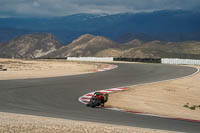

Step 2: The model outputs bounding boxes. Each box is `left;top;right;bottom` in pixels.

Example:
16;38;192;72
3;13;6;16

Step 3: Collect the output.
106;66;200;120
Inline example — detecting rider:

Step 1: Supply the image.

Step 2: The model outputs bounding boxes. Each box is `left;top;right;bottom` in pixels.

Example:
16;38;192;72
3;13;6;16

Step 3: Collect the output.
94;92;108;107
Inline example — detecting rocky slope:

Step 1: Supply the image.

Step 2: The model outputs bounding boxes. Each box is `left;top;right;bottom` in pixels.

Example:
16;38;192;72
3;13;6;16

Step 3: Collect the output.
0;33;62;58
121;41;200;59
44;34;119;58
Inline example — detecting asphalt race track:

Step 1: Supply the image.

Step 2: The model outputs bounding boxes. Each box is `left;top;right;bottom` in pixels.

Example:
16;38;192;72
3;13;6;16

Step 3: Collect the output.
0;63;200;132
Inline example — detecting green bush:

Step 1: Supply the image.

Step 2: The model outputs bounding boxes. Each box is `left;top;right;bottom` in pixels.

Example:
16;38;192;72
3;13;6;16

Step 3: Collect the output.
183;103;200;110
183;103;189;108
189;105;196;110
183;104;189;108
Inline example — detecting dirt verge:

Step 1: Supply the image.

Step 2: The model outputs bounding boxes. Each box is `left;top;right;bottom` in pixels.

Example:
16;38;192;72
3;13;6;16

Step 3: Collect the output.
0;58;108;80
0;112;176;133
106;66;200;121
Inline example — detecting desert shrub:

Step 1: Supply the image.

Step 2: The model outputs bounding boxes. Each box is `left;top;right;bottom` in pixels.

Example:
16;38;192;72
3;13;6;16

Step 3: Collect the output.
183;104;189;108
183;103;200;110
189;105;196;110
183;103;189;108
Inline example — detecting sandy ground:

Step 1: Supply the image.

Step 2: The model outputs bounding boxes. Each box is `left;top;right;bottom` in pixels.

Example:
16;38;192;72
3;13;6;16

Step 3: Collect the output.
0;58;108;80
106;66;200;121
0;112;176;133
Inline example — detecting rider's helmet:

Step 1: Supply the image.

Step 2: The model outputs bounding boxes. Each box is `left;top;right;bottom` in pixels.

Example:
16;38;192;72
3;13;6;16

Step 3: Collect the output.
94;92;101;96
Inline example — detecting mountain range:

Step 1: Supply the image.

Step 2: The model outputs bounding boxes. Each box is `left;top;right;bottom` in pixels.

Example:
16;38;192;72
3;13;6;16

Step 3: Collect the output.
0;10;200;44
0;33;200;59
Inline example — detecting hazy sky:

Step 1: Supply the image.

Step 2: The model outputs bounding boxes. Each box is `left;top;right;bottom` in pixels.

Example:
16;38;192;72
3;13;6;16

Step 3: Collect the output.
0;0;200;17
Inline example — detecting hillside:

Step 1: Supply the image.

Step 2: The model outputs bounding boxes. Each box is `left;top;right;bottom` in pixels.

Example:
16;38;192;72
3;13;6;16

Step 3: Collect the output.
44;34;119;58
1;33;200;59
121;41;200;59
44;34;200;59
0;33;62;58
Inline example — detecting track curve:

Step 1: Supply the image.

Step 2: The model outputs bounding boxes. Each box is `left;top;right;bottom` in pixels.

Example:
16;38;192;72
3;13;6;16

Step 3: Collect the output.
0;63;200;132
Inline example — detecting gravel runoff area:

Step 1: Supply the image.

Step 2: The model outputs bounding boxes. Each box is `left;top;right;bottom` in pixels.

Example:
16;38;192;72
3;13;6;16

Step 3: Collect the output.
0;58;109;80
0;112;177;133
106;65;200;121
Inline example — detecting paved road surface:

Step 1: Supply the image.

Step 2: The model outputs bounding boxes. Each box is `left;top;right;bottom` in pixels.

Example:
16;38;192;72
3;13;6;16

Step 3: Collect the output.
0;63;199;132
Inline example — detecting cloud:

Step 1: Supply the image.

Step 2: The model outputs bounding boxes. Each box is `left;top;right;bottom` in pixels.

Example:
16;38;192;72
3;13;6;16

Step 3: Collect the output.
0;0;199;17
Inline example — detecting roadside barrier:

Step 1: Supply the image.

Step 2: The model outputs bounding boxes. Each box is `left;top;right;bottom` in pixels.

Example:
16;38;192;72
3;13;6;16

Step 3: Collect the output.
41;56;200;66
67;57;114;62
161;58;200;65
114;57;200;65
114;58;161;63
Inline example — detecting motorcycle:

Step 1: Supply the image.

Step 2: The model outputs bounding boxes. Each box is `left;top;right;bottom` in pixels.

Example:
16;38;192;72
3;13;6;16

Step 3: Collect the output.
86;95;101;108
86;93;109;108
